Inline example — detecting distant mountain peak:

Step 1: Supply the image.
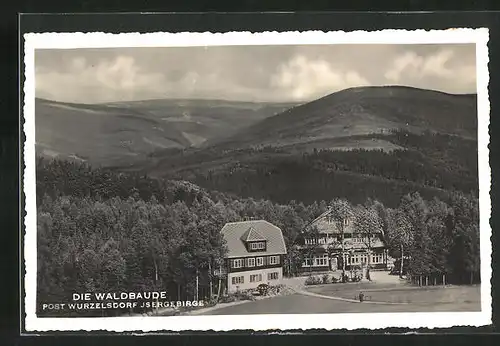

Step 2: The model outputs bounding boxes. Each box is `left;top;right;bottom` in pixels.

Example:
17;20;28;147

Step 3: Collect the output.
210;85;478;150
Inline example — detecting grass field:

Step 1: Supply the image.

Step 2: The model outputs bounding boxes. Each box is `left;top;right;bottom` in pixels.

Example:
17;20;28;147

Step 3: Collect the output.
204;284;481;315
203;273;481;315
306;282;481;306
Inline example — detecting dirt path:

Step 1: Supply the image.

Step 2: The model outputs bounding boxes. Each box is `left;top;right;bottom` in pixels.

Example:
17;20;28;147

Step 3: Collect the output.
159;272;408;316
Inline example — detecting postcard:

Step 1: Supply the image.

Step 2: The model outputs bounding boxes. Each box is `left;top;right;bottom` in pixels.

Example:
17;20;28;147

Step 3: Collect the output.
22;28;491;332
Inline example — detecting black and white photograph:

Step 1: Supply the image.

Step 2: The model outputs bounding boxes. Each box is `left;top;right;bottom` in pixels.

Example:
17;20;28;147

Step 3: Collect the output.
22;29;491;332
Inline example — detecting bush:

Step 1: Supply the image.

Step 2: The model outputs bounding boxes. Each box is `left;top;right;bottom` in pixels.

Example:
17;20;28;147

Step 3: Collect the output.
267;284;286;296
257;283;270;296
245;291;257;301
322;274;330;284
276;284;294;295
305;276;315;286
351;274;362;282
305;275;323;286
220;295;236;303
205;298;218;307
235;290;256;301
220;290;257;303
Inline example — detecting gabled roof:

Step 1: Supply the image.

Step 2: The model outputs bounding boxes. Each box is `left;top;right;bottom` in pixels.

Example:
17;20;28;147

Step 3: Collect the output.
331;238;386;250
221;220;287;258
304;208;356;234
240;226;266;242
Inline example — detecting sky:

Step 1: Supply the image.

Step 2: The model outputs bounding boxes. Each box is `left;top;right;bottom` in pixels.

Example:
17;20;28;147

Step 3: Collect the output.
35;44;477;104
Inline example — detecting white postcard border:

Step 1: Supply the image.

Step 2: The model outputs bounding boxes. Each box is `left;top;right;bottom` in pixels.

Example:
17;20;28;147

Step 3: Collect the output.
23;28;491;332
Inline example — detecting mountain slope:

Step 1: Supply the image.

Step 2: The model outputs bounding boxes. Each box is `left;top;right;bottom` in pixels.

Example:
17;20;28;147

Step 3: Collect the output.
134;86;478;208
35;98;296;166
210;86;477;151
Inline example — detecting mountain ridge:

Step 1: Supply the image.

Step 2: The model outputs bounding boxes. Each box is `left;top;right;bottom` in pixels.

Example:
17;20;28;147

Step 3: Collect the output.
207;85;477;150
130;86;478;208
35;97;297;166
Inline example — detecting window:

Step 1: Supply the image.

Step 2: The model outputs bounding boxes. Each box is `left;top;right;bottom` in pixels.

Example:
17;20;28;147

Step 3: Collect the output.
303;258;313;267
246;257;256;267
256;257;264;266
372;254;383;264
343;218;349;226
268;272;279;280
361;255;367;264
269;256;280;265
305;238;317;245
250;242;265;250
250;274;262;282
232;259;244;269
315;255;328;266
232;276;244;285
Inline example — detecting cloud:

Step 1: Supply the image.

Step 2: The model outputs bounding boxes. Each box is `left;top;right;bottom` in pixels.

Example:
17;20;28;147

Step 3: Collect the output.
384;49;476;93
35;45;477;103
35;54;270;103
36;55;168;103
270;55;370;101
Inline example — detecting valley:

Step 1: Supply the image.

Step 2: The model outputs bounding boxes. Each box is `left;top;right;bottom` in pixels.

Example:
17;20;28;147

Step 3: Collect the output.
35;86;478;208
35;97;296;167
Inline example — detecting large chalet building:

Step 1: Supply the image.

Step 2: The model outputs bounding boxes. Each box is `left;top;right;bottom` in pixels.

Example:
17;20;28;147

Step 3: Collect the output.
220;220;287;293
297;208;390;274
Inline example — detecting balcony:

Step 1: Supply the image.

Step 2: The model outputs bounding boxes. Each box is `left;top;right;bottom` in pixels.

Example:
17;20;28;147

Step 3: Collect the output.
213;267;227;277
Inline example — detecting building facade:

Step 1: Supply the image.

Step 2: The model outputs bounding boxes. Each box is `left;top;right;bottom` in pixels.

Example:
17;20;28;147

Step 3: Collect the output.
220;220;287;293
297;208;390;275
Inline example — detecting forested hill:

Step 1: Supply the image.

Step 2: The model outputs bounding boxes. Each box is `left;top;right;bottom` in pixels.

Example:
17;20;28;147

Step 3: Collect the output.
38;86;478;209
35;157;480;316
137;129;478;208
122;86;478;208
208;86;477;150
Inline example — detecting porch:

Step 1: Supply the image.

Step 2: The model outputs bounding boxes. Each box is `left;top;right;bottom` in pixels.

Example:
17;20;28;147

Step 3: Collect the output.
299;249;389;274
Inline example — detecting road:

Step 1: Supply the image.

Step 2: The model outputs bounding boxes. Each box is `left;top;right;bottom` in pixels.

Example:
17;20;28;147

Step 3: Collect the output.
203;292;480;315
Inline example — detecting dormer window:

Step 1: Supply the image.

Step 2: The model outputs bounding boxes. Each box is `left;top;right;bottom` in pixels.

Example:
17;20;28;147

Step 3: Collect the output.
240;226;267;252
250;241;266;250
247;240;267;252
343;218;349;226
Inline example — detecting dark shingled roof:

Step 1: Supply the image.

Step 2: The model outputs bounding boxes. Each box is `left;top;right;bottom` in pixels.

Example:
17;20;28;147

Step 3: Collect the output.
221;220;287;258
305;208;384;237
304;209;355;234
240;226;266;242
